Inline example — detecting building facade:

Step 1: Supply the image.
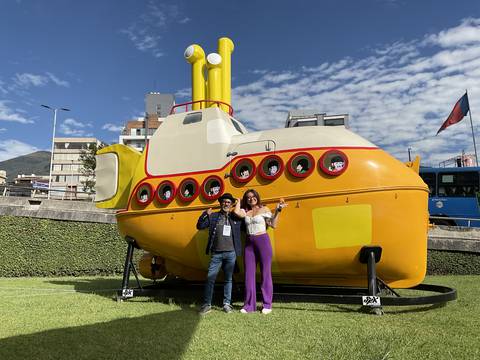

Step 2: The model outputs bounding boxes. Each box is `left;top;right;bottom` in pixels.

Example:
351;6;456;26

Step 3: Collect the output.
119;93;174;151
51;137;101;198
0;170;6;185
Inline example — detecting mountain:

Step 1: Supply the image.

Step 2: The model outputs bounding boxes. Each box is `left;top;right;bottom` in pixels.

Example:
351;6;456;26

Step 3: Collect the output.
0;151;51;181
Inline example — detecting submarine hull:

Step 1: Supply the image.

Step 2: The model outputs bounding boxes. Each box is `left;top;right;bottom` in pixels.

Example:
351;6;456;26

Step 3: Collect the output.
116;148;428;288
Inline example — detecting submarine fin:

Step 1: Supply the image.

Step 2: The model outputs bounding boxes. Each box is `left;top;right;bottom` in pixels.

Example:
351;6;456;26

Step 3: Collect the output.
95;144;141;209
405;155;421;173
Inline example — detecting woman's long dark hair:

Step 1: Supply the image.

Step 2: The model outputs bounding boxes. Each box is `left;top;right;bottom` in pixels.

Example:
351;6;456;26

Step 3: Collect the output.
241;189;262;210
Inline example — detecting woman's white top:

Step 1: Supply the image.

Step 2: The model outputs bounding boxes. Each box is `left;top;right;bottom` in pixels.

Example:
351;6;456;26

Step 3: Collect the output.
244;211;272;235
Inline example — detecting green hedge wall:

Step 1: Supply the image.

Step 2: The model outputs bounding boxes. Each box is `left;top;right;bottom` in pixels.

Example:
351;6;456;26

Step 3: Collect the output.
1;215;479;277
427;250;480;275
0;215;136;277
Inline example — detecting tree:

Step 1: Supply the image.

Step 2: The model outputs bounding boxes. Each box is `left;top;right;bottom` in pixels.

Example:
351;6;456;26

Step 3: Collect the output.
79;142;107;193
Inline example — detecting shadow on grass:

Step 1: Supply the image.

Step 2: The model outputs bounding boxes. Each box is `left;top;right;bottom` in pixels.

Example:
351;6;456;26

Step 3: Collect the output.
0;308;200;360
47;278;243;306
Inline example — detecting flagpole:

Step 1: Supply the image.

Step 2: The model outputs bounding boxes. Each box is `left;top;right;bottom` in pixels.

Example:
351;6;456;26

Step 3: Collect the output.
466;90;479;166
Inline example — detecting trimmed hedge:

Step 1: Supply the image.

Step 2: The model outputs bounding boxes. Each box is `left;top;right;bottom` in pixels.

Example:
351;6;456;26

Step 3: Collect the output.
1;215;479;277
427;250;480;275
0;215;136;277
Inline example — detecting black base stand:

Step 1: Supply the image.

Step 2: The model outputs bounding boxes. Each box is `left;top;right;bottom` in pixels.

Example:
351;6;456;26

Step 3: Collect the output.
359;246;384;315
117;236;142;302
114;244;457;314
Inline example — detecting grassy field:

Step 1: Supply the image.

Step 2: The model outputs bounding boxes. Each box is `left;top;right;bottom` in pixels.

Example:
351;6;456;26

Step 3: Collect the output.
0;275;478;360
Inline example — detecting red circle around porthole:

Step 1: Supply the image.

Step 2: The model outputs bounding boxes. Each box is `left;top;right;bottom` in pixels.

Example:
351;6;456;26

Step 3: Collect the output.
178;178;200;202
231;158;256;183
287;152;315;178
201;175;225;201
258;155;284;180
155;180;176;204
318;149;349;176
135;182;154;206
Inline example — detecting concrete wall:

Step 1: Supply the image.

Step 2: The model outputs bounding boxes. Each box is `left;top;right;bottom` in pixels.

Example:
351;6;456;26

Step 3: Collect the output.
0;196;116;224
428;226;480;253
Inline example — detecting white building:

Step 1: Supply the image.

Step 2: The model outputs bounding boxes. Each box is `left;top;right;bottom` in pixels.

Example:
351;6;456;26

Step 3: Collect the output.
51;137;101;198
0;170;6;185
119;93;174;152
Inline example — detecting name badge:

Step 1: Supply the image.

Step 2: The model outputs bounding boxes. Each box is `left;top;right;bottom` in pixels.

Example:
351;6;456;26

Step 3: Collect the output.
223;225;231;236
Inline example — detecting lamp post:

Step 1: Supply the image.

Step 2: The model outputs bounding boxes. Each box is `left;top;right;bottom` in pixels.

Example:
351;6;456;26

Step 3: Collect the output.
41;104;70;199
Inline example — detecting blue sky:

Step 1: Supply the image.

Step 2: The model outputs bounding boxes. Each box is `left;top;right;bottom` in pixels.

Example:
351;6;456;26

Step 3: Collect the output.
2;0;480;166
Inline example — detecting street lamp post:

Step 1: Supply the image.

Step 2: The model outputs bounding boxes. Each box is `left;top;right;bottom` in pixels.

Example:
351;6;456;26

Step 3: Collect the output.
41;104;70;199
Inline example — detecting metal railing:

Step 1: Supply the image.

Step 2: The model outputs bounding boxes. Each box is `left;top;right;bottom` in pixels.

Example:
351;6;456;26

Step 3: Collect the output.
0;184;95;201
430;215;480;227
170;100;234;116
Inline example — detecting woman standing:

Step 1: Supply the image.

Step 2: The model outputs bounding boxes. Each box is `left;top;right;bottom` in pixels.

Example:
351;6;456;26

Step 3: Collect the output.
233;189;287;314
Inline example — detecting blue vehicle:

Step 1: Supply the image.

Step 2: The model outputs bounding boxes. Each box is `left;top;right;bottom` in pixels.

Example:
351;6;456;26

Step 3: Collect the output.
419;166;480;226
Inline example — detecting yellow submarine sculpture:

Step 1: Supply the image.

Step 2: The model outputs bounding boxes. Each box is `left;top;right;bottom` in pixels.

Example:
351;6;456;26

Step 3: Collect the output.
95;37;429;288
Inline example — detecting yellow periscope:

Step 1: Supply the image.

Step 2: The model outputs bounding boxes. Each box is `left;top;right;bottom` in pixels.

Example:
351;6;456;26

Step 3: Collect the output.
95;37;429;289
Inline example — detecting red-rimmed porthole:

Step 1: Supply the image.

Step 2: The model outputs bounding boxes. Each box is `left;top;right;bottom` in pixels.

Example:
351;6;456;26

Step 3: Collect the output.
178;178;199;202
155;180;176;204
259;155;284;180
135;182;154;206
318;149;349;176
201;175;224;201
231;158;256;183
287;152;315;178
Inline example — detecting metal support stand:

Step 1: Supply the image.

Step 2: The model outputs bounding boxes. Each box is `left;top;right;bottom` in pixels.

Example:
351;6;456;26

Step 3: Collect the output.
359;246;384;315
117;236;142;301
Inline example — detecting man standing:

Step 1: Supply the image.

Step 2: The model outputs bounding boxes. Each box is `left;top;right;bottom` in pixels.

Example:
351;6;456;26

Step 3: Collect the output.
196;193;242;314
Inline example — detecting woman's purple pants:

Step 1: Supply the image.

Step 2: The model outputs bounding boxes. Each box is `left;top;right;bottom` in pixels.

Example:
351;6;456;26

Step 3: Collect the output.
243;233;273;311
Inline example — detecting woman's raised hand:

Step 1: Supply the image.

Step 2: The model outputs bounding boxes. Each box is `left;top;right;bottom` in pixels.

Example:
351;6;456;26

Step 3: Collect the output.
277;198;287;211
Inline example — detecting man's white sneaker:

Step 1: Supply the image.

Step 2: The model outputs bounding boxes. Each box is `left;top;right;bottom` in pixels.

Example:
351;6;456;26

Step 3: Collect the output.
240;308;248;314
261;308;272;315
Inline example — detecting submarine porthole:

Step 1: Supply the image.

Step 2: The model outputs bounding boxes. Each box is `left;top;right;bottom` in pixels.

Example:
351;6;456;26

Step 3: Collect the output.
319;150;348;176
201;175;224;201
231;158;256;183
259;155;284;180
287;152;315;178
178;178;200;202
156;180;176;204
135;182;154;206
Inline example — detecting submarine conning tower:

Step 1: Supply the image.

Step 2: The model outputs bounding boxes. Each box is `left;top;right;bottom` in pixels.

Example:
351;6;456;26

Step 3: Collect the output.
183;37;234;113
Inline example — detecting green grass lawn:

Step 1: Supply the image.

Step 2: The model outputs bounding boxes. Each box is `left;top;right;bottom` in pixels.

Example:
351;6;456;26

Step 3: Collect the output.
0;275;478;360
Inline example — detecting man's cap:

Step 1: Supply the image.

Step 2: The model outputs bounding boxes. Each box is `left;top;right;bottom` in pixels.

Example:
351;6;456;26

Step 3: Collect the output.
218;192;235;203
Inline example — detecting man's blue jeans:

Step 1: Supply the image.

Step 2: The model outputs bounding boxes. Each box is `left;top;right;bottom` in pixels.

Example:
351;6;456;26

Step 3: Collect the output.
203;250;236;306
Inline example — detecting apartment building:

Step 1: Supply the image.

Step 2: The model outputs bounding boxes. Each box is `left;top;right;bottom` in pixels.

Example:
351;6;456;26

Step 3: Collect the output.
0;170;6;185
51;137;101;198
119;93;174;151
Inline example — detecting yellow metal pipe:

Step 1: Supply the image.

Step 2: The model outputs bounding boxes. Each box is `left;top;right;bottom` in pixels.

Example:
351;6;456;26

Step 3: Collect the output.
184;44;206;110
206;53;222;108
218;37;234;112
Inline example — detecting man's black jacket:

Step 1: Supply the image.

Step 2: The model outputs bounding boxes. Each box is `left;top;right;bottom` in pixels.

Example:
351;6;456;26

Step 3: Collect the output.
196;211;243;256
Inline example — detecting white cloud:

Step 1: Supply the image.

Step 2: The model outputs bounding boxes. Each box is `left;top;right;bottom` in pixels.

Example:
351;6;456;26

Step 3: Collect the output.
102;123;124;132
175;87;191;100
60;118;92;136
427;18;480;48
231;17;480;166
0;100;33;123
46;72;70;87
9;72;69;92
0;128;6;133
0;139;38;162
13;73;48;88
121;1;187;58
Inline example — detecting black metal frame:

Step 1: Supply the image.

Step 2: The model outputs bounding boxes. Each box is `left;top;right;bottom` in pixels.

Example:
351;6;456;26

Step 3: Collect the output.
117;240;457;311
